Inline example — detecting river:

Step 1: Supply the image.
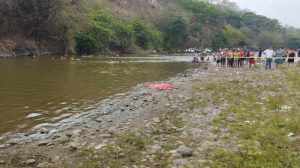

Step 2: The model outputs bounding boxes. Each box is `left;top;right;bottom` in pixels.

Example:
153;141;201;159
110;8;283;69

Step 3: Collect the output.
0;55;192;135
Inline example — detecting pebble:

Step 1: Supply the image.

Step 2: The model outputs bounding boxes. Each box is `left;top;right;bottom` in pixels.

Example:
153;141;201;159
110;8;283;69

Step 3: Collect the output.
37;162;52;168
94;143;106;150
58;135;69;144
51;156;60;163
69;142;81;150
151;144;162;153
152;117;160;123
176;145;193;157
37;140;50;146
25;159;36;165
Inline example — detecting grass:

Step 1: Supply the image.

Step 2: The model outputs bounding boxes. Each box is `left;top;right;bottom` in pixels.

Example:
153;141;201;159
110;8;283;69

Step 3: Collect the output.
190;66;300;168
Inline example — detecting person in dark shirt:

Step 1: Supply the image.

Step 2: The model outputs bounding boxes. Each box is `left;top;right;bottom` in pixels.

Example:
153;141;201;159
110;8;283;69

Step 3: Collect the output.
258;48;263;62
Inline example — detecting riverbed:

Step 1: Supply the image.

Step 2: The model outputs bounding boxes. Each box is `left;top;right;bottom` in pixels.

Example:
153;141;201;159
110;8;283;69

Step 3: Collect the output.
0;55;192;135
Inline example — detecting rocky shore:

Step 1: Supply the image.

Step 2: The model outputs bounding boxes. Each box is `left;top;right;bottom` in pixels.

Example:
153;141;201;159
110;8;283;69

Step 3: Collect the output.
0;64;299;168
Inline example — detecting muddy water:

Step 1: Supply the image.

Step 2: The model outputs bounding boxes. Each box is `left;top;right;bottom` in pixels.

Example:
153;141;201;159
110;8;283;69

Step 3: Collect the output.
0;55;192;135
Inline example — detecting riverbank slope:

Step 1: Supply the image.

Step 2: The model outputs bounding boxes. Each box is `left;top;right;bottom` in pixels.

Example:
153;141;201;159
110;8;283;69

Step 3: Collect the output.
0;64;299;168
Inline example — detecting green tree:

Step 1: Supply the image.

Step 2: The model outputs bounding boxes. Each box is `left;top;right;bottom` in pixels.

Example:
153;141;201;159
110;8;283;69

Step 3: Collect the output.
164;15;189;50
213;25;247;48
75;33;104;55
132;20;152;49
257;31;283;48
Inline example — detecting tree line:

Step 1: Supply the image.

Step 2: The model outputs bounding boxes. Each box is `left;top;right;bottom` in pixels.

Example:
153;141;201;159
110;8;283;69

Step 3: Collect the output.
0;0;300;55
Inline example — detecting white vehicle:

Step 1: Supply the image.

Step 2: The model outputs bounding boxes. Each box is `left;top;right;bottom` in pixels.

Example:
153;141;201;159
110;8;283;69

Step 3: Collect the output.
185;48;196;53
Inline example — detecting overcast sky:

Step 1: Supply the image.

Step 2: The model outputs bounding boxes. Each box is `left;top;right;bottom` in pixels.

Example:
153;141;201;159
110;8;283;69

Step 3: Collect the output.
231;0;300;28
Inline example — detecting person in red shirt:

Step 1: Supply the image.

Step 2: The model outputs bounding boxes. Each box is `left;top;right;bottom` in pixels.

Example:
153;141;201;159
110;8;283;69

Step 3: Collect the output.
238;49;245;68
249;49;256;68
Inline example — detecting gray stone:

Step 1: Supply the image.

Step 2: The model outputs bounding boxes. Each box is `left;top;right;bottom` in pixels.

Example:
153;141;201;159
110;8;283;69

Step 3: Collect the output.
151;144;162;153
176;145;193;157
51;155;60;163
152;117;160;123
171;152;182;160
95;118;102;122
172;158;188;166
58;135;69;144
51;156;60;163
94;143;106;150
37;162;52;168
25;159;36;165
37;140;50;146
69;142;81;150
72;129;82;137
39;128;49;134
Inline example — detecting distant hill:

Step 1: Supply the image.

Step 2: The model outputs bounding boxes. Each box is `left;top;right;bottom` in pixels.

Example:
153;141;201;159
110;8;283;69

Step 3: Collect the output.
0;0;300;56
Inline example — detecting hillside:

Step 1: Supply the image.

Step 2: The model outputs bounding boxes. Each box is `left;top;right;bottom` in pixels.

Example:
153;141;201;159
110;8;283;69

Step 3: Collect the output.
1;0;300;56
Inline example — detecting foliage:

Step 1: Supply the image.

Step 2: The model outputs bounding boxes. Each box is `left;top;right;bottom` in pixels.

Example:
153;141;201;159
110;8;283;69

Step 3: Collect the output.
257;31;284;48
1;0;300;54
163;15;189;50
213;25;247;48
75;33;103;55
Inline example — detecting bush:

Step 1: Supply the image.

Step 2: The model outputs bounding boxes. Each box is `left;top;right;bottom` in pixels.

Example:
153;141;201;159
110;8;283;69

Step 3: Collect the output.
75;33;104;55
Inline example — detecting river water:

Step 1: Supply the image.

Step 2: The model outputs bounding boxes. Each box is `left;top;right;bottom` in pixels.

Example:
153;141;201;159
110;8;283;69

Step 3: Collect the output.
0;55;192;135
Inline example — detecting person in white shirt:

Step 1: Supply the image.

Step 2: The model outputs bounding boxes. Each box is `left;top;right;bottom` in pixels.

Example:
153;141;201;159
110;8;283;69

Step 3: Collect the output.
264;47;275;69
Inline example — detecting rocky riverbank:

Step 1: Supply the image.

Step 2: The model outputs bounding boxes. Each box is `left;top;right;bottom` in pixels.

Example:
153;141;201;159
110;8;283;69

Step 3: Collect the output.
0;64;299;168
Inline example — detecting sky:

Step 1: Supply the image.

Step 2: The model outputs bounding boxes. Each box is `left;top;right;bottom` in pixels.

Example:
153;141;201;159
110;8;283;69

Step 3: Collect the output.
231;0;300;28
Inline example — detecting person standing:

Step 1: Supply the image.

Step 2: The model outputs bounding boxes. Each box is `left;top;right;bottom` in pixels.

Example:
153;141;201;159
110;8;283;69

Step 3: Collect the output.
274;48;284;68
297;47;300;63
221;49;227;67
238;49;245;68
264;47;274;69
258;48;263;62
249;49;256;68
288;48;295;66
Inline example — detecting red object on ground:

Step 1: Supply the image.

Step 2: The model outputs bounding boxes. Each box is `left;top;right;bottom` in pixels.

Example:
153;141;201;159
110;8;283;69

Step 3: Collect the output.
148;83;174;90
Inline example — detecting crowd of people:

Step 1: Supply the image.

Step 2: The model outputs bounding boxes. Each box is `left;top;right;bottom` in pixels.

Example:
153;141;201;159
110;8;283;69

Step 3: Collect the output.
192;47;300;69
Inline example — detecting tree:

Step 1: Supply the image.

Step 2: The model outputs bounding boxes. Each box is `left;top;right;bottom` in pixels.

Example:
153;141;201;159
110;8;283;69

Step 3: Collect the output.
164;15;189;50
213;24;247;48
75;33;104;55
257;31;283;48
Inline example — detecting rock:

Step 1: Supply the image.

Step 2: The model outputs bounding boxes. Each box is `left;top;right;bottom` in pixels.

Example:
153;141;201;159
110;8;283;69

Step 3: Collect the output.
288;132;295;137
58;135;69;144
171;152;182;160
101;111;109;116
176;145;193;157
254;141;261;147
227;116;235;123
133;97;138;100
39;128;49;134
0;160;5;164
51;156;60;163
95;118;102;122
69;142;81;150
25;159;36;165
37;140;50;146
70;129;82;137
152;117;160;123
9;140;19;145
94;143;106;150
102;134;113;138
172;158;188;166
151;144;162;153
37;162;52;168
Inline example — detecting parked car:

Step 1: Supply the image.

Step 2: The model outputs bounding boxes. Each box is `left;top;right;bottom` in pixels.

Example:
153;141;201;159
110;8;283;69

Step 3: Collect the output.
185;48;196;53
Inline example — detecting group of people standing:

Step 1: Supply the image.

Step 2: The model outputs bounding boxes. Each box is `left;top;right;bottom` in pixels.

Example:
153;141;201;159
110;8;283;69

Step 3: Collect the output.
197;47;300;69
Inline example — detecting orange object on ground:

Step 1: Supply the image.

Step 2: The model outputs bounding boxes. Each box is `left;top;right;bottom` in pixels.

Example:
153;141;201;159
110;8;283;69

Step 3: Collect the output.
148;83;174;90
